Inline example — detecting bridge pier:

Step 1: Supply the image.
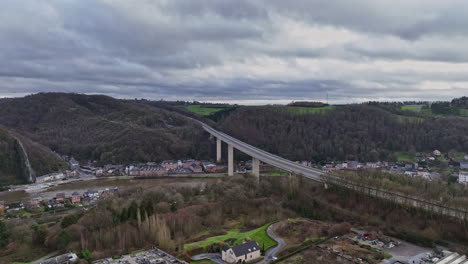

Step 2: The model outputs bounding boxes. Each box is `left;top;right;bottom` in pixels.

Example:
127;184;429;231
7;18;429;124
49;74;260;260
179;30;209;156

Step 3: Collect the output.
228;144;234;176
216;138;222;162
252;157;260;177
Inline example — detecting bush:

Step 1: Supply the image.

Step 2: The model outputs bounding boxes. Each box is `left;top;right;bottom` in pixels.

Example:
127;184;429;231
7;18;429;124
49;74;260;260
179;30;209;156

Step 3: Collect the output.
61;214;80;228
328;222;351;237
80;249;92;261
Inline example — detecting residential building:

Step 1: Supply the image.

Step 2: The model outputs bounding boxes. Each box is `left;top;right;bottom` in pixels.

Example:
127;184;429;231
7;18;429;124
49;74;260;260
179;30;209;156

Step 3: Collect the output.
69;158;80;169
162;160;178;170
183;160;199;168
26;194;43;210
433;149;441;156
416;171;430;179
87;190;99;199
36;172;65;183
170;167;193;174
129;165;167;176
103;164;126;175
101;187;118;198
6;202;24;211
459;172;468;184
189;163;203;173
202;161;217;172
56;193;66;202
71;192;81;203
221;240;261;263
347;161;358;169
460;161;468;170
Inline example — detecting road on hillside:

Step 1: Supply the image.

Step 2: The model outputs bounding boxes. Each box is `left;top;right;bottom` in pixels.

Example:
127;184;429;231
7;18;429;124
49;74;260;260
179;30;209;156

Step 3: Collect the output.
261;222;286;263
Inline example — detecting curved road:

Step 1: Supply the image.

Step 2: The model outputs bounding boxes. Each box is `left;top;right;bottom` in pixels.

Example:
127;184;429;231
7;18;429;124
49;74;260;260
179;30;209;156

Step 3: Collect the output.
191;223;286;264
262;223;286;263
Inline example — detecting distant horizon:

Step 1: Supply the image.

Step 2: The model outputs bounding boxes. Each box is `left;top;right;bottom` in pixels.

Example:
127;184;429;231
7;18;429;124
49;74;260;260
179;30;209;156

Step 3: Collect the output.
0;91;464;106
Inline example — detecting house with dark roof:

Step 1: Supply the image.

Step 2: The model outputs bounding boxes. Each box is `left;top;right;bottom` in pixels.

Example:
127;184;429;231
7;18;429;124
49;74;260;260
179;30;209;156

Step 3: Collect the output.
222;240;261;263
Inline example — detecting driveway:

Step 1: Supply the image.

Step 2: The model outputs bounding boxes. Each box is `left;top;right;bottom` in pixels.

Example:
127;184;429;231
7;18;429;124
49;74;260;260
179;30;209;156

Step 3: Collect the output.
192;253;224;264
260;223;286;264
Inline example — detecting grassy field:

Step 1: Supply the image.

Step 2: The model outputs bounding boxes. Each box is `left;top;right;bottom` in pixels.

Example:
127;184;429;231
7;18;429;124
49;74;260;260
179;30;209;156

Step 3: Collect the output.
264;171;289;176
185;105;228;116
285;106;335;115
459;109;468;117
400;105;423;112
395;151;416;163
184;223;277;251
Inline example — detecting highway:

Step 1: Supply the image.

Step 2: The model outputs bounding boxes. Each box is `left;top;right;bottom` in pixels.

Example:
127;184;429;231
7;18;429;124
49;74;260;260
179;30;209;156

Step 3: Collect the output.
199;123;324;181
198;121;468;220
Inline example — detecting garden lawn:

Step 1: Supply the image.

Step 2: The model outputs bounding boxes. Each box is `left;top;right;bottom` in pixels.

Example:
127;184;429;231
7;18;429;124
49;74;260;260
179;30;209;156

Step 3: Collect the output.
184;223;277;251
395;152;416;163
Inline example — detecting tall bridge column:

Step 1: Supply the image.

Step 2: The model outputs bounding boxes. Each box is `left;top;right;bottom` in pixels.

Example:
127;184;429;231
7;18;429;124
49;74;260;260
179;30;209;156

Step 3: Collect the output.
216;138;222;162
252;157;260;177
228;144;234;176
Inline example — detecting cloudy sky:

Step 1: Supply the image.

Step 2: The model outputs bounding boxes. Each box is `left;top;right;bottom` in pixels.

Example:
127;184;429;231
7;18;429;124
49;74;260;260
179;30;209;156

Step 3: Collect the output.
1;0;468;104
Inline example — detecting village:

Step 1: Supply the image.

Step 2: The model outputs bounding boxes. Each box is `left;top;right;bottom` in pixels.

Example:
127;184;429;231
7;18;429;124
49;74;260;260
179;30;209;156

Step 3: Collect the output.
2;149;468;217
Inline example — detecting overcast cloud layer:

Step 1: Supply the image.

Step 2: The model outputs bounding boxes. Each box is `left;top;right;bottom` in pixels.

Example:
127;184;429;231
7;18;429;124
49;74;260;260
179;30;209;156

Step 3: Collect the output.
1;0;468;104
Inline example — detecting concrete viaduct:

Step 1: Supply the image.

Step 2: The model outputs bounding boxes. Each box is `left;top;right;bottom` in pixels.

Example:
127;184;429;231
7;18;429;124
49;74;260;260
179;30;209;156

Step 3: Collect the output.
200;122;324;180
199;121;468;220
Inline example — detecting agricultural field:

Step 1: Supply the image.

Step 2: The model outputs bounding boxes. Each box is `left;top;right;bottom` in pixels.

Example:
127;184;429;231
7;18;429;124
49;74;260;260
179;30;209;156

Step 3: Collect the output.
184;223;277;252
458;109;468;117
184;105;229;116
285;105;335;115
400;105;423;112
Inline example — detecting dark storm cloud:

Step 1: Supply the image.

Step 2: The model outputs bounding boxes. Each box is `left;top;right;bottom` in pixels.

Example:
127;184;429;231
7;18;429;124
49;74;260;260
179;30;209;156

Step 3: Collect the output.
0;0;467;103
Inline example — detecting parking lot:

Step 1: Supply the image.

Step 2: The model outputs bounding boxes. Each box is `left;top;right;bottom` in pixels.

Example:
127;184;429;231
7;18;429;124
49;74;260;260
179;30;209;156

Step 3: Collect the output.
92;247;188;264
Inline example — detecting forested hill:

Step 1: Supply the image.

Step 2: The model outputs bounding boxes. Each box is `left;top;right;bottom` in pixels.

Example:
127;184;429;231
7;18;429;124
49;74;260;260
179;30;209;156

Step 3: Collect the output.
0;93;211;166
0;126;67;185
216;105;468;162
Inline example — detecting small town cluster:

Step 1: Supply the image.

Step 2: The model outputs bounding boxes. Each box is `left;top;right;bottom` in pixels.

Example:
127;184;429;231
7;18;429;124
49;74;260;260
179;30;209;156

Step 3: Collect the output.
317;150;468;183
0;187;118;215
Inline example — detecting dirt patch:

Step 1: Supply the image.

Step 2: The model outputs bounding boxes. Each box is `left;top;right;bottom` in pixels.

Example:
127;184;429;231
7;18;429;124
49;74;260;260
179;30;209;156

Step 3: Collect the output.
277;235;385;264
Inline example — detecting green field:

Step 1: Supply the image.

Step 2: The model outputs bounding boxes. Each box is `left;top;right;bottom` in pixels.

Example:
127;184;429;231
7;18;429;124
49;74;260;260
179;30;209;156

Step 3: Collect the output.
264;171;289;176
284;105;335;115
185;105;228;116
459;109;468;117
395;152;416;163
401;105;423;112
184;223;277;251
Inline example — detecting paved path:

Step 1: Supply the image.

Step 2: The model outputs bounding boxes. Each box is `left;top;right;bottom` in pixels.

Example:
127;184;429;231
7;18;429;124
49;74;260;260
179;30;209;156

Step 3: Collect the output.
191;253;224;264
260;222;286;263
191;223;286;264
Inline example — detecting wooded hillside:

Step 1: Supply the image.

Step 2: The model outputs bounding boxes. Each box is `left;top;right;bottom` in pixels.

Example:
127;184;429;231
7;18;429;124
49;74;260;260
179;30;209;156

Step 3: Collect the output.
217;104;468;162
0;93;211;166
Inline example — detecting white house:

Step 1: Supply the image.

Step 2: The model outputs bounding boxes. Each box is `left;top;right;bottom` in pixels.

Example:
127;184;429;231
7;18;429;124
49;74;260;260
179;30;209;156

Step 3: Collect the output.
222;241;261;263
459;172;468;184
